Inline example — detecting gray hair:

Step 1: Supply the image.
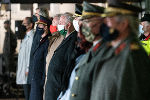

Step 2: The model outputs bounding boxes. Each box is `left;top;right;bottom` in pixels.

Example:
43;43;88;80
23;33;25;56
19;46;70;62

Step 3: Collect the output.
53;14;61;20
144;21;150;26
38;8;49;18
115;15;139;35
62;12;74;24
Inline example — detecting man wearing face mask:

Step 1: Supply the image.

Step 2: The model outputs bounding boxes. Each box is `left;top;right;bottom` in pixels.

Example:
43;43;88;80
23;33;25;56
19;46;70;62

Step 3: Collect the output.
43;14;63;99
139;14;150;56
56;4;85;100
29;16;50;100
72;4;83;32
49;14;61;34
16;17;34;100
90;0;150;100
27;7;51;87
70;2;106;100
45;13;78;100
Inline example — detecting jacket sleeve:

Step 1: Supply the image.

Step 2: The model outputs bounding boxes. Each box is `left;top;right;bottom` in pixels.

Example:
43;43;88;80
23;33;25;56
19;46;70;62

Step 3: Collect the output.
25;37;34;72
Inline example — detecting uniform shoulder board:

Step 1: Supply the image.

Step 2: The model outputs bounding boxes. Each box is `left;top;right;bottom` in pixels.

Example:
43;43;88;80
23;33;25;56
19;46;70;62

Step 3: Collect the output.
130;43;139;50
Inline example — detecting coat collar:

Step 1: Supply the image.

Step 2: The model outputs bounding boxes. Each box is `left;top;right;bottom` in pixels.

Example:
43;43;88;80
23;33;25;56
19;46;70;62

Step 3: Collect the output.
55;31;77;52
26;29;34;38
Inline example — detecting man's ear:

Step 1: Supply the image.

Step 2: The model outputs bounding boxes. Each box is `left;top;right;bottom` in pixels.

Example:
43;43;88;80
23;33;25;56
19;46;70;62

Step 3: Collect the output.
67;22;71;29
44;25;48;31
29;23;33;28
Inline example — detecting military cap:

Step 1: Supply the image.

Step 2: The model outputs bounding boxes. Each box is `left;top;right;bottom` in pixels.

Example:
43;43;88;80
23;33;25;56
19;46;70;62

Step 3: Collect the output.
74;4;83;17
81;1;104;19
141;14;150;22
102;0;143;17
36;16;50;26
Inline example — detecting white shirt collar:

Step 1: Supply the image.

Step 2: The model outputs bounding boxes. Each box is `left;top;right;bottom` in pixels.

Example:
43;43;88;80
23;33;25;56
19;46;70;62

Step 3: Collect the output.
26;29;34;37
93;38;102;46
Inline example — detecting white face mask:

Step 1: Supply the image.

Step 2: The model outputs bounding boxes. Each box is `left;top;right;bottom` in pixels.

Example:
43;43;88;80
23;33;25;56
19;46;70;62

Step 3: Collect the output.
57;25;65;31
139;24;144;34
73;19;79;32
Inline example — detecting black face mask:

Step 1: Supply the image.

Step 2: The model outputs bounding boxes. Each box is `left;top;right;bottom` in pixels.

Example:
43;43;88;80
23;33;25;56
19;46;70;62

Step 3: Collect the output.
33;27;45;43
20;25;27;33
99;23;119;41
36;27;44;35
32;15;38;23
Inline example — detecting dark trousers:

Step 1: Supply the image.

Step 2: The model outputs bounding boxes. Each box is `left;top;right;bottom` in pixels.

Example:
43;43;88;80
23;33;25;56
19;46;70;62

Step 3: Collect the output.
23;84;31;100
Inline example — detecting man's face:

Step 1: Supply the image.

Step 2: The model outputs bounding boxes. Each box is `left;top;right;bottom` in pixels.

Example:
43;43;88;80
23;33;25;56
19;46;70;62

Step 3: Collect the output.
141;21;150;33
106;16;126;33
106;16;118;29
59;16;67;25
22;18;30;30
35;9;40;17
52;17;59;26
4;24;10;30
82;17;103;36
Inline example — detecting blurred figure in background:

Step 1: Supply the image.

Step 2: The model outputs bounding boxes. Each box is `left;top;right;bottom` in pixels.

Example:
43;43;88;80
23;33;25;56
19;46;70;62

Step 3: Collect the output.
90;1;150;100
16;17;34;100
139;14;150;56
3;20;17;73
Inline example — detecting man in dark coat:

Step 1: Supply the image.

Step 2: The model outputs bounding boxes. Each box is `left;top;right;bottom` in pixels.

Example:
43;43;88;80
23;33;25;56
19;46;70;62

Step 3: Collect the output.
45;13;78;100
29;17;50;100
27;8;51;85
89;1;150;100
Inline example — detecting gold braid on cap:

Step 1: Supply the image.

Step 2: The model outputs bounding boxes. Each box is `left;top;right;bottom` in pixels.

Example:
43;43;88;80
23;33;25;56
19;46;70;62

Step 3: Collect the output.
101;7;135;17
106;7;134;14
82;11;102;17
36;21;47;26
74;13;82;17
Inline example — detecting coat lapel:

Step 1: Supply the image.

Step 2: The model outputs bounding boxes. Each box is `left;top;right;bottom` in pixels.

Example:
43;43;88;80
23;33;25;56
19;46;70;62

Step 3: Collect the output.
55;31;76;52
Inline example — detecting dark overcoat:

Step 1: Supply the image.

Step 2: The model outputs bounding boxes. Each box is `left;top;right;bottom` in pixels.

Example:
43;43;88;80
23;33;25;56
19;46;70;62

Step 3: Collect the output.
29;35;49;100
45;31;78;100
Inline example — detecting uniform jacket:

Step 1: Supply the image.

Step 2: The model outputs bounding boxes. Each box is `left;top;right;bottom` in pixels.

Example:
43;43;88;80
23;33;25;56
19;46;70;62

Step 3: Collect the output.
45;31;77;100
90;35;150;100
70;40;106;100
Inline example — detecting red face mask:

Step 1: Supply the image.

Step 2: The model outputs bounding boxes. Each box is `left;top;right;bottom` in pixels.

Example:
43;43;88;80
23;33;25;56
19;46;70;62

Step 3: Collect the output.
50;25;57;34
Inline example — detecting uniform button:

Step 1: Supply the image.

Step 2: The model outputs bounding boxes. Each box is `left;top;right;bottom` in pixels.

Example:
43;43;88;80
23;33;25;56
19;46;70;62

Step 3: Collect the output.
72;93;76;97
75;76;79;80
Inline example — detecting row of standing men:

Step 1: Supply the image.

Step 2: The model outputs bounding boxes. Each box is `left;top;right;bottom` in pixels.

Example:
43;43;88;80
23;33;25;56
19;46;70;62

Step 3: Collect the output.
16;1;150;100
